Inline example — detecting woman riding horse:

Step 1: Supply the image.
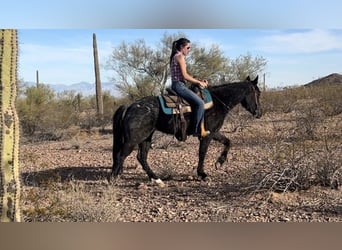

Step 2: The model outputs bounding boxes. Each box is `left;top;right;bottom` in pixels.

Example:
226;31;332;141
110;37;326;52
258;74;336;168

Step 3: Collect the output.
110;76;262;184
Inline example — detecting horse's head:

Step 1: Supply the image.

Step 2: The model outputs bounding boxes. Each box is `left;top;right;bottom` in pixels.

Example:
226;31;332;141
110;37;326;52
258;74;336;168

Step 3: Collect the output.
240;76;262;118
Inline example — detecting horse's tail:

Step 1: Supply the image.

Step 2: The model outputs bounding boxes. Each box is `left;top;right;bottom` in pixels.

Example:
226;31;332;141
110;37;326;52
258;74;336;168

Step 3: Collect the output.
112;104;128;152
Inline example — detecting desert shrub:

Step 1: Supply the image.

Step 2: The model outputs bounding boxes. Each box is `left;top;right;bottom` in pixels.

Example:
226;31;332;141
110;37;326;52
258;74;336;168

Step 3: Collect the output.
17;84;55;135
17;84;125;140
244;83;342;194
102;91;118;125
261;86;309;114
17;86;84;140
22;181;120;222
43;92;83;132
293;107;323;140
314;135;342;188
253;141;316;192
312;84;342;116
252;135;341;193
78;91;119;129
261;84;342;116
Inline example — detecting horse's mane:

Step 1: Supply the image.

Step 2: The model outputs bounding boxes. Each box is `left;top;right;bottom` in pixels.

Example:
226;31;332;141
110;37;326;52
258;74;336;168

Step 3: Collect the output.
208;80;250;91
208;80;252;96
206;80;254;108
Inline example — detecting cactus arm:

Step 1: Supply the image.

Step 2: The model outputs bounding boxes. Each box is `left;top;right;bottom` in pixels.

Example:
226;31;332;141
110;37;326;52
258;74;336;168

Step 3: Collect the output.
0;29;21;222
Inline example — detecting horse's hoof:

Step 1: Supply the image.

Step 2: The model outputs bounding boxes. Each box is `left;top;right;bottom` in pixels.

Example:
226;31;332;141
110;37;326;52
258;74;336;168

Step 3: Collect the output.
198;172;208;180
151;178;166;187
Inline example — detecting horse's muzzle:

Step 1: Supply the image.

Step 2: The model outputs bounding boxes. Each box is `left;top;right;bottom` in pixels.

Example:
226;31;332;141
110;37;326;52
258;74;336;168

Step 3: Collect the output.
254;109;262;118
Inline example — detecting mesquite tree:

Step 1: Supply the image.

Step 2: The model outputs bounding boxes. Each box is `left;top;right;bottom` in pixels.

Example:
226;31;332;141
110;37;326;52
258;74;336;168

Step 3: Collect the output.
0;29;21;222
106;32;186;100
106;32;267;100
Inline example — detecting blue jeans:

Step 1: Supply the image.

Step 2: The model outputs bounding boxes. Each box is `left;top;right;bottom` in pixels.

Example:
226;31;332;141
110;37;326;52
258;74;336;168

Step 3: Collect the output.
171;81;204;133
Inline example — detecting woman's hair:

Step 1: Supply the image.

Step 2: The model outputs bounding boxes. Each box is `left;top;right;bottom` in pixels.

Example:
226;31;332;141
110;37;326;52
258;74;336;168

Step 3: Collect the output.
169;38;190;67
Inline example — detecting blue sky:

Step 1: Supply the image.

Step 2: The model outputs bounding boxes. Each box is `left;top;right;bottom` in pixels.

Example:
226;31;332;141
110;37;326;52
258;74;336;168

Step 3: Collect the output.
2;0;342;29
18;29;342;88
3;0;342;88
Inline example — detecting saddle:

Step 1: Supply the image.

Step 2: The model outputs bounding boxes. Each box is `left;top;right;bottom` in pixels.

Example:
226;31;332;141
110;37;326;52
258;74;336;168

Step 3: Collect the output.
158;85;213;142
158;85;213;114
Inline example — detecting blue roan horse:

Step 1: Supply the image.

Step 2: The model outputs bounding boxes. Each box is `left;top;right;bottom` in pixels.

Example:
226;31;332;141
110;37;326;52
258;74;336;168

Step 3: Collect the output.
110;76;262;183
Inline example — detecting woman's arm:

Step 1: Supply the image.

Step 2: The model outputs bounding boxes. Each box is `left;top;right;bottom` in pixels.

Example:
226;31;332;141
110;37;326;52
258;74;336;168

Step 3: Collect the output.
176;54;208;88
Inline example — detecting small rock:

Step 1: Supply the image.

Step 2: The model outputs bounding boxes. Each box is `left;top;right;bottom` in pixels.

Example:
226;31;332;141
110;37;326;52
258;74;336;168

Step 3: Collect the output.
136;183;148;191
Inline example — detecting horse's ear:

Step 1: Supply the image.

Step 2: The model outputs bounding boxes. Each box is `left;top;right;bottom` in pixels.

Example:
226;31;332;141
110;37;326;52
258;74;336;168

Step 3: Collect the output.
252;75;259;85
246;76;251;81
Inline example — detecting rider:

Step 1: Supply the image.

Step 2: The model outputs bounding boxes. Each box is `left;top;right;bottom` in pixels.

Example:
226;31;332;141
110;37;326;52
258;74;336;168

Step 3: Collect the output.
169;37;210;138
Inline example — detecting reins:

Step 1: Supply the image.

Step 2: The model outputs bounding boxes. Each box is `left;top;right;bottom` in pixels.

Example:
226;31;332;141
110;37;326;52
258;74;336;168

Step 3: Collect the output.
210;83;259;113
209;91;231;111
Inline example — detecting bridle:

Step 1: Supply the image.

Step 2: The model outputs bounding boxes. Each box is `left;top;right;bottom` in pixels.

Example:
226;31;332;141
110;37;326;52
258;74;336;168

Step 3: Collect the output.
251;85;261;113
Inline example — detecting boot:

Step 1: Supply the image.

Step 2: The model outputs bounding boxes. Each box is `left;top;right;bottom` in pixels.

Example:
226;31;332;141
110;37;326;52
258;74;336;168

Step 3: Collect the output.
200;121;210;138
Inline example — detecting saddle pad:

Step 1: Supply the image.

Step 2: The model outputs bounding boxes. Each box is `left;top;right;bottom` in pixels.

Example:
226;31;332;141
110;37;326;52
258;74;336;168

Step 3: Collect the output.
158;88;213;115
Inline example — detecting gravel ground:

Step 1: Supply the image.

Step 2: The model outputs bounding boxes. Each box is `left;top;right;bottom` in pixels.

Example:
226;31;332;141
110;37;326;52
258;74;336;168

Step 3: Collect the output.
19;112;342;222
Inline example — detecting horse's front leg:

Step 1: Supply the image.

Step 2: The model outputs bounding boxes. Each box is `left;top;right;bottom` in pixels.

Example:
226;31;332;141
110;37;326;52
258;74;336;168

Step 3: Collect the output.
212;132;231;168
197;135;213;180
137;135;159;181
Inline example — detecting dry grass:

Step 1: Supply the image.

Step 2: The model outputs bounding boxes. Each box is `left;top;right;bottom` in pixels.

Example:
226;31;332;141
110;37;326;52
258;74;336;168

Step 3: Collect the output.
21;180;120;222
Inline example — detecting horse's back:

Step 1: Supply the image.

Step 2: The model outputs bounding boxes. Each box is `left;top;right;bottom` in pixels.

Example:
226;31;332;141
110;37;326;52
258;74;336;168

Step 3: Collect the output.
124;96;159;120
120;96;160;142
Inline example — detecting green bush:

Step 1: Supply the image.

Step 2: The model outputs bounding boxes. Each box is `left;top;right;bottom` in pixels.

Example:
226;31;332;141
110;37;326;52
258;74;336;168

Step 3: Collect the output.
17;84;55;135
17;83;123;140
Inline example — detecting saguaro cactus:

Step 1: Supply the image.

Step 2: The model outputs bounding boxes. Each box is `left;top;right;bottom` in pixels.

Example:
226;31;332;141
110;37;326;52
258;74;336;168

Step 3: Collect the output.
93;33;103;117
0;29;21;222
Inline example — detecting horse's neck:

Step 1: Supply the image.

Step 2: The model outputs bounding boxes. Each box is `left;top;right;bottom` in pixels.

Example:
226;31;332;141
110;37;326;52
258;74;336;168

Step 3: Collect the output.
211;84;247;109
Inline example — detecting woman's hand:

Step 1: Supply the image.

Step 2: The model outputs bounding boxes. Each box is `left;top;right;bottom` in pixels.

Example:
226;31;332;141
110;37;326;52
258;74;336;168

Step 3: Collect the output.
198;79;208;88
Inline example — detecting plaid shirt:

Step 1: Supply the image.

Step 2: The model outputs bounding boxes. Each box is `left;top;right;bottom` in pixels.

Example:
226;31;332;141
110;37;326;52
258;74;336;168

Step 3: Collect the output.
171;53;185;82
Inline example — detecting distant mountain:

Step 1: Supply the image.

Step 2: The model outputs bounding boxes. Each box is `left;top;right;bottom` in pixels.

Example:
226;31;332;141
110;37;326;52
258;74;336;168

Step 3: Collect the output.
304;73;342;87
24;81;121;97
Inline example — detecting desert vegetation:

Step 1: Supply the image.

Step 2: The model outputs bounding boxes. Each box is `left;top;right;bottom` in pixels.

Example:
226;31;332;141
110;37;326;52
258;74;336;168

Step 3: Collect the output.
16;83;122;140
18;76;342;222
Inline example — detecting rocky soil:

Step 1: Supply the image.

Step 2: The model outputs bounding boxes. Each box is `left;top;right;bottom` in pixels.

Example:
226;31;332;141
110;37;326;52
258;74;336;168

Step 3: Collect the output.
19;112;342;222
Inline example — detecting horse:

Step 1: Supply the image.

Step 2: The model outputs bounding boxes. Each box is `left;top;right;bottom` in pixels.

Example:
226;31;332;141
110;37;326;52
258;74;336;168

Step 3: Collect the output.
110;76;262;184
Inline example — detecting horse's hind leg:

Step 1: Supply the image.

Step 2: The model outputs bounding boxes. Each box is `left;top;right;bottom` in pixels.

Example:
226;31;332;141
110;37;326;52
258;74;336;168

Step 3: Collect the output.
111;104;128;179
111;143;135;178
137;135;159;180
112;135;123;176
112;150;123;177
